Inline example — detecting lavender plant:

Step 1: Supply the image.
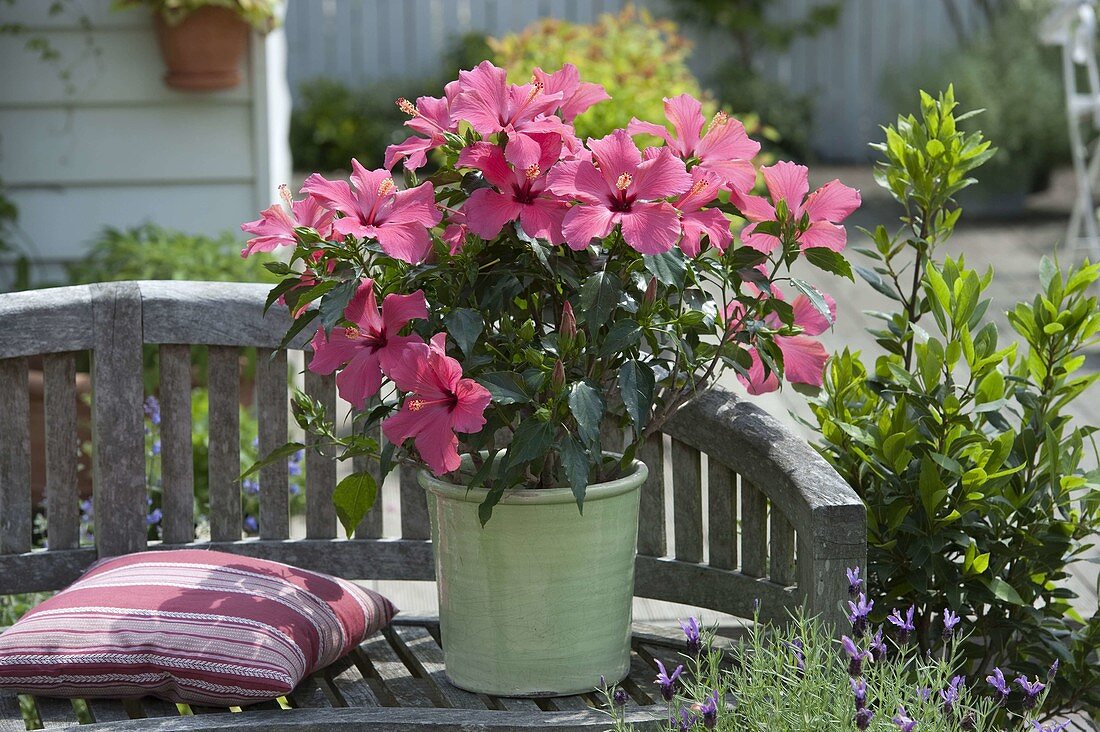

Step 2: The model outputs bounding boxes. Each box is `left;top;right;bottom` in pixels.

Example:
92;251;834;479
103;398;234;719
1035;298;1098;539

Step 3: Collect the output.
599;568;1069;732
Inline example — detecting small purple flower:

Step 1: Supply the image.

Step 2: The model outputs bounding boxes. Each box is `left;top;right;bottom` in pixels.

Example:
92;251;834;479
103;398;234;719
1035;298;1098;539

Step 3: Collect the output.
288;461;302;477
892;706;918;731
1048;659;1059;681
939;675;964;712
612;686;628;708
841;635;872;677
847;593;874;636
251;436;260;449
915;686;931;702
699;690;719;729
855;708;874;730
869;626;887;661
151;440;161;456
752;598;760;614
1031;722;1071;732
942;609;960;639
678;708;697;731
243;479;260;495
789;637;806;677
80;499;94;517
143;396;161;425
289;483;301;496
850;677;867;709
847;566;863;597
146;508;162;526
243;515;259;533
654;659;683;702
986;667;1010;702
680;617;702;657
1015;675;1045;709
887;606;915;643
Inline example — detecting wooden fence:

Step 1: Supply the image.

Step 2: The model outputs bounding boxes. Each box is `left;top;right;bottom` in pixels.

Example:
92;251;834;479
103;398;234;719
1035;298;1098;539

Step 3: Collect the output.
284;0;990;161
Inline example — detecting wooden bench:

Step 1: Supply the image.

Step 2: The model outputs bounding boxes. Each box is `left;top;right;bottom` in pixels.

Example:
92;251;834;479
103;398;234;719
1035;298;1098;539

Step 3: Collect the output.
0;281;866;730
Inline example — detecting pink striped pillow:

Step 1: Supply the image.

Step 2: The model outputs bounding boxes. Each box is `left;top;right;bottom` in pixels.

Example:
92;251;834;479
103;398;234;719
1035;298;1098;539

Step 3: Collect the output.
0;549;396;706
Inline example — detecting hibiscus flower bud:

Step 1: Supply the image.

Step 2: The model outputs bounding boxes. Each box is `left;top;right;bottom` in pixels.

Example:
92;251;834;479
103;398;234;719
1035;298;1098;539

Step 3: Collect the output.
560;301;577;347
644;276;658;307
551;360;566;391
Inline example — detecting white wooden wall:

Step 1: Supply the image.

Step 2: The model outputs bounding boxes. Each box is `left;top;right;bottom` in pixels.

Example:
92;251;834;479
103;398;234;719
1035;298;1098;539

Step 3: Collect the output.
284;0;988;162
0;0;292;279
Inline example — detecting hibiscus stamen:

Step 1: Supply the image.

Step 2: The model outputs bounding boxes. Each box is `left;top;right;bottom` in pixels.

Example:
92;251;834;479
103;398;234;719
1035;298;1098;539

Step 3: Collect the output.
524;164;541;180
344;326;361;340
710;111;729;129
396;97;419;117
377;178;397;197
616;173;633;191
409;399;426;412
278;183;293;206
687;178;709;199
524;78;544;104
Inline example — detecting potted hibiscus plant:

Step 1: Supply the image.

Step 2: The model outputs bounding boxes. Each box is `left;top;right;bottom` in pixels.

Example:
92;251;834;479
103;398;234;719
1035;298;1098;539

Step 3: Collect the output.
241;61;859;697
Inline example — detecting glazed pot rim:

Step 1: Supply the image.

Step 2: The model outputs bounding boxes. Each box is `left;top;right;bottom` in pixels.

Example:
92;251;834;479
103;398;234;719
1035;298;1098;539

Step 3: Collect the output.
419;451;647;505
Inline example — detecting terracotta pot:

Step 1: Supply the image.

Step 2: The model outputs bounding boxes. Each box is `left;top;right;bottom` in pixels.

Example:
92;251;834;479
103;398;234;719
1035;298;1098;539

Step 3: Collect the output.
153;6;250;91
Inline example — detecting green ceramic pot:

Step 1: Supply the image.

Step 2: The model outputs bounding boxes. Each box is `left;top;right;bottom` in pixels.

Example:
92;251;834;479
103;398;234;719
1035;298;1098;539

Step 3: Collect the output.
419;455;646;697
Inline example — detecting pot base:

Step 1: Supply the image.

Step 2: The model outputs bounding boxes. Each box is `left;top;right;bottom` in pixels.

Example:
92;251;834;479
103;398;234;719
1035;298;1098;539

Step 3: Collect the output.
443;669;630;699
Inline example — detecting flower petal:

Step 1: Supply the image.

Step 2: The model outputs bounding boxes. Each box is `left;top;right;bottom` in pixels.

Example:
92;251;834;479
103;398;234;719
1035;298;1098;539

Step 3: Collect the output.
791;292;837;337
728;188;776;223
450;378;491;434
776;335;829;387
504;132;543;171
464;188;522;240
546;160;606;205
680;208;732;255
457;142;515;189
385;135;436;171
384;182;442;228
413;413;462;475
588;129;642;190
519;197;568;245
737;348;780;395
799;220;847;252
620;201;682;255
804;179;861;222
381;289;428;332
630;147;691;201
626;118;675;148
739;222;781;253
308;327;361;375
374;221;434;264
301;173;360;218
336;350;383;409
762;162;809;215
562;204;618;250
663;94;706;156
451;61;509;133
343;278;384;335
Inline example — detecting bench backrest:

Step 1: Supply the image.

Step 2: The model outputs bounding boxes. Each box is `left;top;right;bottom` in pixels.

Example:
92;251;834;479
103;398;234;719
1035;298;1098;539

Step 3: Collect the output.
0;281;865;628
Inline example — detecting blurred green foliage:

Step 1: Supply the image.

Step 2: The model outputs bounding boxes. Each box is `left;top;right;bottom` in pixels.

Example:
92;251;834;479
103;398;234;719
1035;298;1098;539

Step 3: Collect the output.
489;5;711;141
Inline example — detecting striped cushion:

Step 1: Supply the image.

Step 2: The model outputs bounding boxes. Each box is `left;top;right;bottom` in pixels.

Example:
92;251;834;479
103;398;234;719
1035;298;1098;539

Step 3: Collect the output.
0;550;396;706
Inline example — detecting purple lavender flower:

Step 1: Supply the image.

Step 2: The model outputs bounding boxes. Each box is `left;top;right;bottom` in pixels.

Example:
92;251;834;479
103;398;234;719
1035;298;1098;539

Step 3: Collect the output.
654;659;683;702
887;606;916;643
678;708;697;731
1048;659;1059;681
942;609;960;639
143;396;161;425
841;635;872;677
80;499;94;518
752;598;760;614
612;687;628;708
1031;722;1071;732
151;440;161;456
939;675;964;712
680;617;702;657
850;677;867;710
847;566;863;597
699;690;719;729
243;515;259;533
243;479;260;495
789;637;806;678
855;708;874;730
289;483;301;496
1015;675;1045;709
915;686;931;702
146;508;162;526
847;593;874;637
891;706;918;731
869;626;887;661
986;667;1010;703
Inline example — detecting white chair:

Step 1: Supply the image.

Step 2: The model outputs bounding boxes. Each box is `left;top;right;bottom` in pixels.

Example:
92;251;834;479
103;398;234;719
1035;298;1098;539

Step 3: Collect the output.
1042;0;1100;258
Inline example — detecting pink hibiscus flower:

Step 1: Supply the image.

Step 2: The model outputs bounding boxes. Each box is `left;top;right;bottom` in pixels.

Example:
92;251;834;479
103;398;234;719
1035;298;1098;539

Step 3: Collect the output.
532;63;610;123
240;194;335;258
385;80;461;171
730;161;861;254
301;160;442;264
675;168;732;256
308;279;428;409
382;339;492;476
457;137;568;245
546;129;692;254
627;94;760;193
441;209;469;255
450;61;572;170
724;287;836;395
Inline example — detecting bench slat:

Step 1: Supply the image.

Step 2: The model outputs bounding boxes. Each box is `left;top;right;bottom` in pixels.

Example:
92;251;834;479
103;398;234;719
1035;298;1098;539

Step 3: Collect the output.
399;464;429;540
206;346;241;542
160;344;194;544
0;357;31;555
257;349;290;540
304;363;336;540
287;674;334;710
91;282;147;559
740;479;767;578
770;507;796;586
357;635;434;709
32;697;78;728
636;432;665;558
671;439;702;564
324;654;382;708
389;626;488;710
43;353;80;551
707;461;736;570
0;693;25;732
85;698;134;723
